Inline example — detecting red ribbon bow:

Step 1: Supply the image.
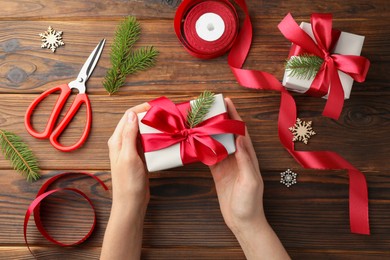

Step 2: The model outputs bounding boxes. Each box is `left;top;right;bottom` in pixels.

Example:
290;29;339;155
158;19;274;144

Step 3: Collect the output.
278;13;370;119
141;96;245;166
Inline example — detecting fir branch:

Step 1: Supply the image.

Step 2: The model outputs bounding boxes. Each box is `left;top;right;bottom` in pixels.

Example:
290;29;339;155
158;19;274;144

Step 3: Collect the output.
285;54;324;80
0;129;40;182
103;16;159;95
187;91;215;128
124;46;159;74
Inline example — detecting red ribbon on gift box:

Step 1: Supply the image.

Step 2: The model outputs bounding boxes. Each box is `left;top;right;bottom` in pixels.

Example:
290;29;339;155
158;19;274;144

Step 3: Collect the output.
279;13;370;119
174;0;370;235
141;96;245;166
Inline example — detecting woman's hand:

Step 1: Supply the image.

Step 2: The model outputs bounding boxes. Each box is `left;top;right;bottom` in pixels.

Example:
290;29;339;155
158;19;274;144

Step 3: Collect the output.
101;103;150;260
210;98;290;260
210;98;265;232
107;103;151;210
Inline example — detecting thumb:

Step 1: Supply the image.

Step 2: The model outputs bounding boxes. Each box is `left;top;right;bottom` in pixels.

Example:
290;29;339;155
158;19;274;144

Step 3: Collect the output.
120;111;140;160
235;136;258;180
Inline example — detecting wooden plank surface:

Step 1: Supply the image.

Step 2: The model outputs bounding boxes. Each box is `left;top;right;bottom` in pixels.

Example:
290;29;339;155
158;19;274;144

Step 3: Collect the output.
0;20;388;94
0;0;389;259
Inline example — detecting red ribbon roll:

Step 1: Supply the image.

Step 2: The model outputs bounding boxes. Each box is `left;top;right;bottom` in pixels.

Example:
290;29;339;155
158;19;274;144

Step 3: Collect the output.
175;0;370;235
24;172;108;255
141;96;246;166
175;0;238;59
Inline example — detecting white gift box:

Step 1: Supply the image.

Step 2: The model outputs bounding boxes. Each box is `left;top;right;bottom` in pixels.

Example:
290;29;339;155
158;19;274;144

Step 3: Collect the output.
138;94;236;172
282;22;365;99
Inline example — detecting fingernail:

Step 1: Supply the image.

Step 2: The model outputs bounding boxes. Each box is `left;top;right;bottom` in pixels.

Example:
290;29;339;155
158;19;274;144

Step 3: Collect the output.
128;111;136;123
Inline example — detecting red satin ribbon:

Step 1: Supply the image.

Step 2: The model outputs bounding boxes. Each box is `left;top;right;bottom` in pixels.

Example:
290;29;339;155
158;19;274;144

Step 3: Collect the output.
278;13;370;119
141;96;245;166
174;0;370;234
175;0;239;59
24;172;108;255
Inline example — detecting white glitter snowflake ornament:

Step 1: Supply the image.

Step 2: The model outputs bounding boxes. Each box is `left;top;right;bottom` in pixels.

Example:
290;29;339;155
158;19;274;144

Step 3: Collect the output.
280;169;297;187
289;118;316;144
39;26;65;52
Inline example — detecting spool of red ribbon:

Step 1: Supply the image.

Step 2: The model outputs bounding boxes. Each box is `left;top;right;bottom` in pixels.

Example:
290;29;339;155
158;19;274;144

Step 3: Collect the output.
175;0;239;59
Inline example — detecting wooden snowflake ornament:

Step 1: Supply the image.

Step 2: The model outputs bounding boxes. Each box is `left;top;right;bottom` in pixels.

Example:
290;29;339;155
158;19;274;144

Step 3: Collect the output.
289;118;316;144
39;26;64;52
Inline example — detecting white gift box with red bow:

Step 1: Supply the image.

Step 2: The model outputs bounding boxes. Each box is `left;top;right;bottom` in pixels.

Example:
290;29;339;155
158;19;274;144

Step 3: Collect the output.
137;94;236;172
282;22;365;99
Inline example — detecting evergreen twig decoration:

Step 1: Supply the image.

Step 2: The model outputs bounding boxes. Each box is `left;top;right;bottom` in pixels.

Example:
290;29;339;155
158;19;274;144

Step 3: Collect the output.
187;91;215;128
285;54;324;80
103;16;159;95
0;130;40;181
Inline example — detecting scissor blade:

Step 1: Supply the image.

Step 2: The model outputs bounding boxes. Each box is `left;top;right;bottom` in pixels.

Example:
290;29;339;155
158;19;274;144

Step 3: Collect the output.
77;39;106;82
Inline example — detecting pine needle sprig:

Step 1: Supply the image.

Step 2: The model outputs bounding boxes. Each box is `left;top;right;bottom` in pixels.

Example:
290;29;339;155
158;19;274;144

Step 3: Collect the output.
0;129;40;181
103;16;159;95
187;91;215;128
124;46;159;74
285;54;324;80
109;16;141;69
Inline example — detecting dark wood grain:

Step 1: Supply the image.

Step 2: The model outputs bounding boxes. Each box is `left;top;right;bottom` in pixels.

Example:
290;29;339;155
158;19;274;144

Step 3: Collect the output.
0;20;388;94
0;0;388;20
0;94;388;171
0;0;389;259
1;169;390;258
0;247;244;260
1;247;390;260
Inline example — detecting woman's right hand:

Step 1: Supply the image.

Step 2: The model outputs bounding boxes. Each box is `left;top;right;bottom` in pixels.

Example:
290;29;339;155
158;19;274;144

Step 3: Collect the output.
209;98;290;260
209;98;266;232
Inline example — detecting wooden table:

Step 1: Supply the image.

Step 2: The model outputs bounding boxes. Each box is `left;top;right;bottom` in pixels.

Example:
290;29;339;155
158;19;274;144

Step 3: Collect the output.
0;0;389;259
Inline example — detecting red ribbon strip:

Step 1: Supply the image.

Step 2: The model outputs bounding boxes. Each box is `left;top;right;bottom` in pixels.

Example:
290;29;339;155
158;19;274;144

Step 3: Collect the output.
141;96;245;166
24;172;108;255
278;13;370;119
174;0;369;234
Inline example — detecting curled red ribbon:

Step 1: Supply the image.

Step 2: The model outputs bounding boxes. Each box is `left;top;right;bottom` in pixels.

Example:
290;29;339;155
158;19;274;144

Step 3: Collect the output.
278;13;370;119
24;172;108;255
141;96;245;166
175;0;370;235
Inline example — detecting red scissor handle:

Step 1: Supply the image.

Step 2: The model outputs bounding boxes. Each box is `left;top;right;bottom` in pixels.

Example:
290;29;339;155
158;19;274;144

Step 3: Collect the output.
25;84;72;139
25;83;92;152
49;92;92;152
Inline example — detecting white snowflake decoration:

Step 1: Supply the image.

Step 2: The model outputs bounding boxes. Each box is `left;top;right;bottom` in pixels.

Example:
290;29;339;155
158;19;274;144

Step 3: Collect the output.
280;169;297;187
39;26;64;52
289;118;316;144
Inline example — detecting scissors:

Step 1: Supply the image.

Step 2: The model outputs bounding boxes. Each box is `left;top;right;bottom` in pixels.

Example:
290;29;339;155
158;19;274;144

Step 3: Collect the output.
25;39;106;152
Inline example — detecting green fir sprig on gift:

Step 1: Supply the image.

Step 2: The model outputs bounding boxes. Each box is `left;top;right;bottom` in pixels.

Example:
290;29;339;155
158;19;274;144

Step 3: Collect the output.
285;54;324;80
187;91;215;128
0;129;40;181
103;16;159;95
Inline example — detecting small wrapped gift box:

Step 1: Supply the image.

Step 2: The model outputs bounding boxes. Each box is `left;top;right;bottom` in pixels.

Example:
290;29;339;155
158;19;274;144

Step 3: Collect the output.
282;22;365;99
137;94;245;172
